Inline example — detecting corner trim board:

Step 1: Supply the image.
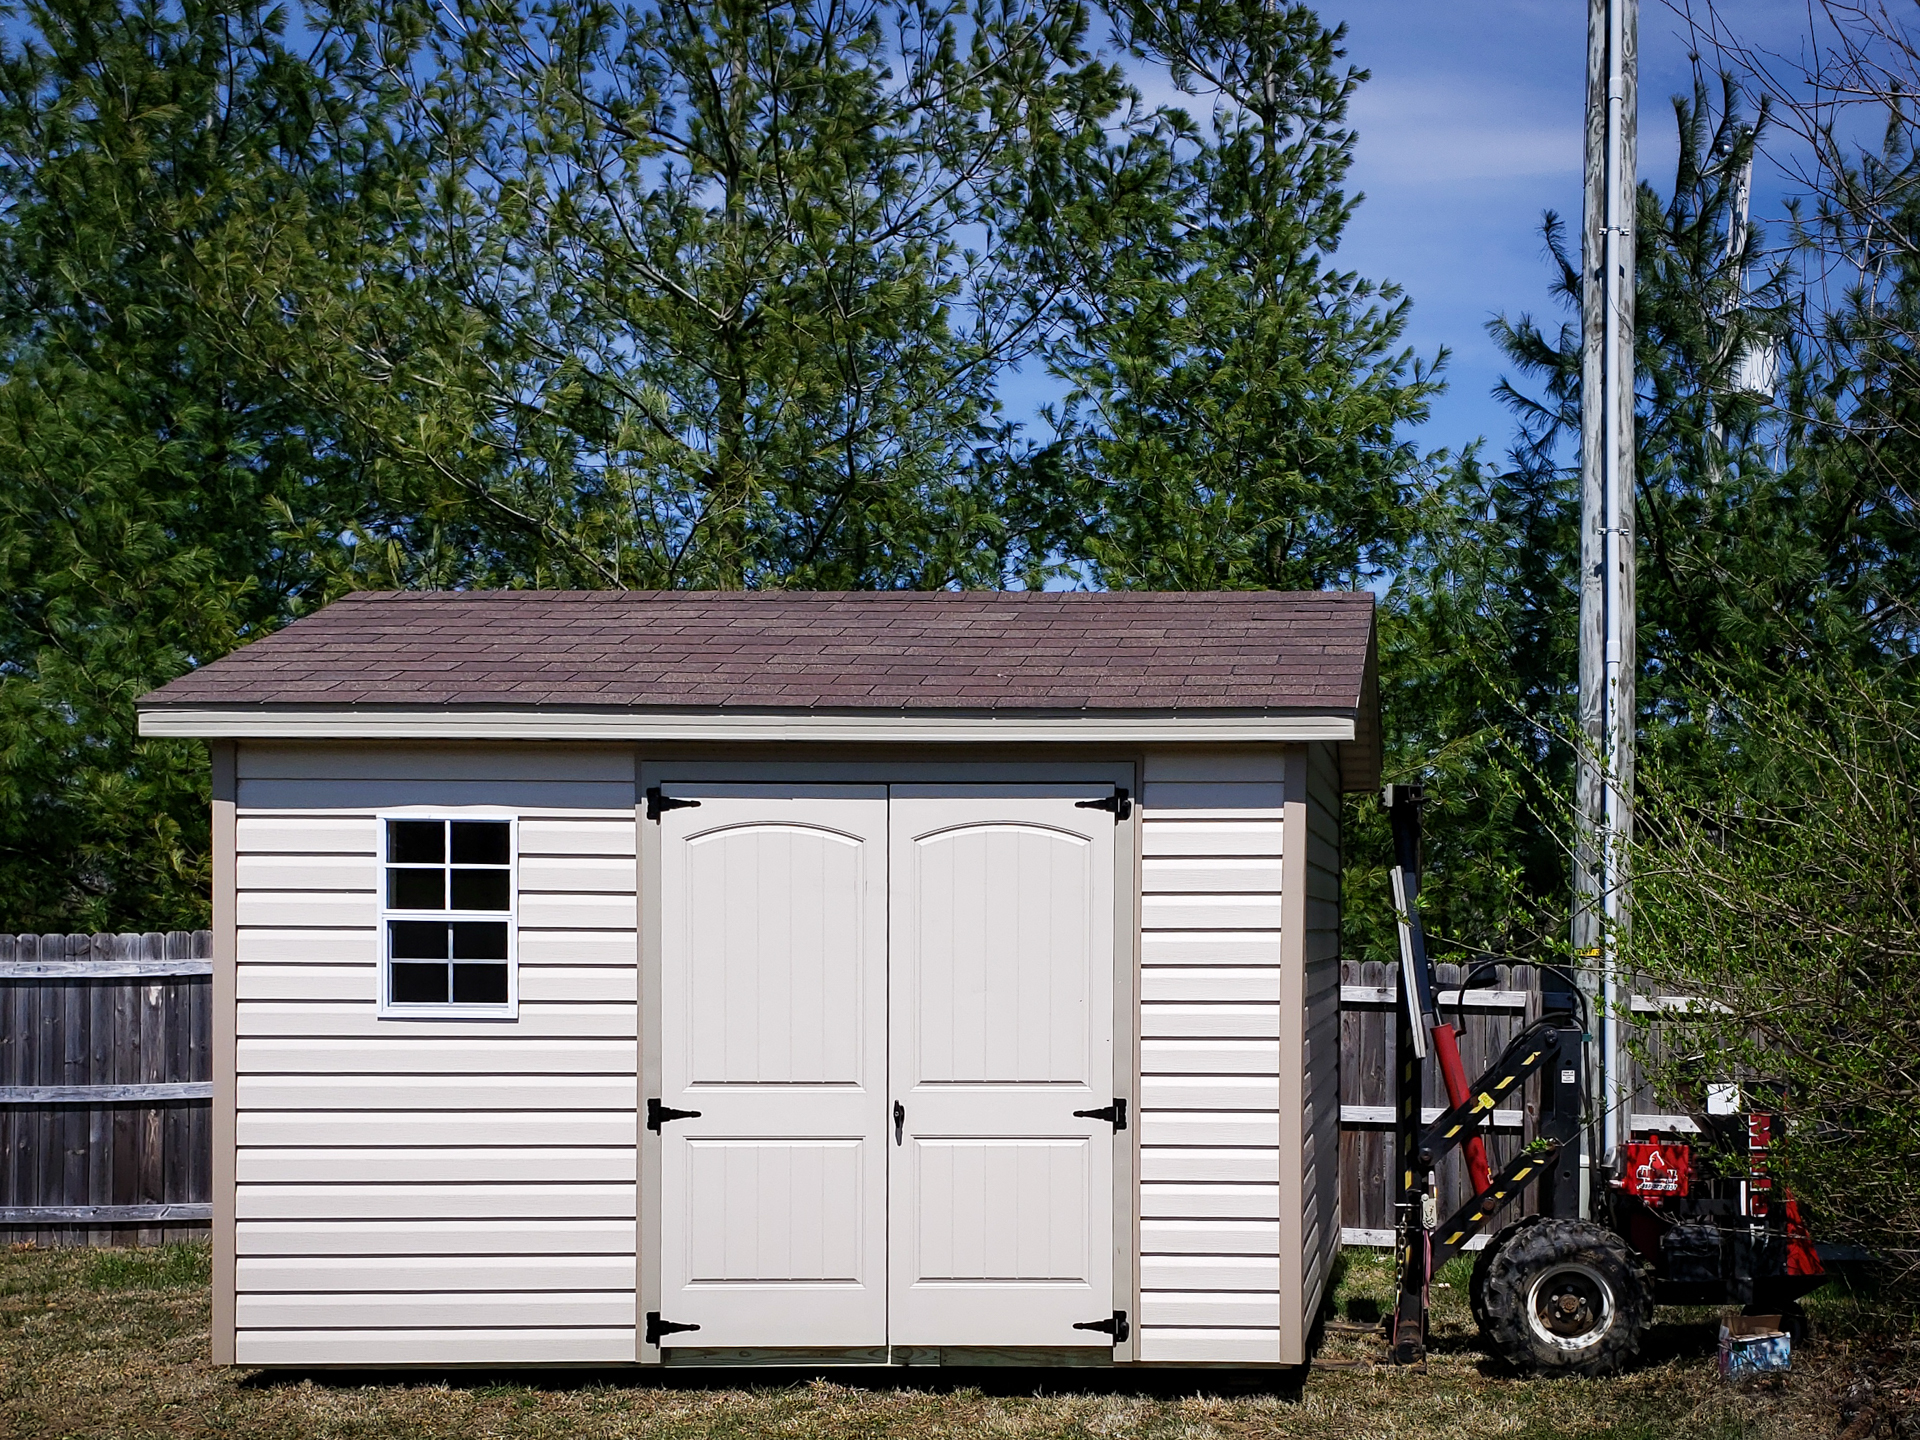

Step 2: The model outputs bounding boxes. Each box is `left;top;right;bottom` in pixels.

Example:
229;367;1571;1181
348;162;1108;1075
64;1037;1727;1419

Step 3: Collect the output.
210;738;238;1366
1277;744;1310;1367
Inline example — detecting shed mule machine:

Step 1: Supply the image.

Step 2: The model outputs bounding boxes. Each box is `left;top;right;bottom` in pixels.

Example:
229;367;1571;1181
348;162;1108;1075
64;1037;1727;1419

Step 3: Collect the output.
1381;786;1837;1376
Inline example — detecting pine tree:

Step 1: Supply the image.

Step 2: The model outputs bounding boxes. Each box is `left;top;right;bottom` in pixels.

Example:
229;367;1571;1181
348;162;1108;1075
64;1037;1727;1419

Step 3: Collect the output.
347;0;1127;590
0;0;434;927
1042;0;1445;590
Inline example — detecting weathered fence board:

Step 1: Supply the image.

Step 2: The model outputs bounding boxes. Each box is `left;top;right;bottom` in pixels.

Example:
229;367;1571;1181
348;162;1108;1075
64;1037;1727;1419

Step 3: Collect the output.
0;931;212;1246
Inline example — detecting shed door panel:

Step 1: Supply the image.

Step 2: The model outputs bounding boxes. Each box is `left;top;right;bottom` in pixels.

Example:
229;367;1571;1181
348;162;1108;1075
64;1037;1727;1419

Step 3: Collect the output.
888;786;1117;1346
658;786;888;1347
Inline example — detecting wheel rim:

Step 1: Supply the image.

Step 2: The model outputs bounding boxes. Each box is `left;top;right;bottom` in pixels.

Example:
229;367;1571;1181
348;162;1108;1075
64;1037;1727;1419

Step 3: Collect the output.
1524;1262;1616;1352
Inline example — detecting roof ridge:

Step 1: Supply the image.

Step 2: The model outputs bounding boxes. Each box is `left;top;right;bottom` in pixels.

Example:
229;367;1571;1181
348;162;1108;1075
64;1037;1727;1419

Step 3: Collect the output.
322;587;1373;602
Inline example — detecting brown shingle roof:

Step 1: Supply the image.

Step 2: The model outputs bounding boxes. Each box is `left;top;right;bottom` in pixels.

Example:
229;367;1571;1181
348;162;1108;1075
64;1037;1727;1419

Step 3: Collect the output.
139;590;1376;716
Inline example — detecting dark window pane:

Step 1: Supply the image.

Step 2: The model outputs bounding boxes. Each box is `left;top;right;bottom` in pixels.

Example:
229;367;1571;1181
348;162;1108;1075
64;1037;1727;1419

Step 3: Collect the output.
451;821;511;866
452;963;510;1005
450;869;511;912
452;921;510;961
388;820;445;865
390;921;449;960
391;961;449;1004
389;868;445;910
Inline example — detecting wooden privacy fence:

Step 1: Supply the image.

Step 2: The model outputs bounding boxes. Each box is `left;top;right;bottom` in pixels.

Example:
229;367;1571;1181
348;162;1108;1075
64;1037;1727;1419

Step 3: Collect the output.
0;931;213;1245
4;934;1690;1251
1338;958;1696;1247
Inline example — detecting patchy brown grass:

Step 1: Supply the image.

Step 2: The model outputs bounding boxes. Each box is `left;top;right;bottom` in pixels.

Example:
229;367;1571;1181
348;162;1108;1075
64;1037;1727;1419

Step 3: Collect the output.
0;1241;1868;1440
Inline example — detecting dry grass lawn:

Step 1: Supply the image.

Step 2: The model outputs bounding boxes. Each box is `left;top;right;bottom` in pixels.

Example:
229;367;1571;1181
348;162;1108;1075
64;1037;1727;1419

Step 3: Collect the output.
0;1241;1883;1439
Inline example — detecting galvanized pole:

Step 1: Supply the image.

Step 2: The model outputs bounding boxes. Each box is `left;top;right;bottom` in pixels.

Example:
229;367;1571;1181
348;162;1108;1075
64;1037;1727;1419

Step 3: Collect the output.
1576;0;1637;1184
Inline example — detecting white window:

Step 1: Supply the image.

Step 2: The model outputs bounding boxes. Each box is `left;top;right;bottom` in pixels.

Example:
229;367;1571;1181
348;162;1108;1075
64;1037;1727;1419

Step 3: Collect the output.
378;816;517;1016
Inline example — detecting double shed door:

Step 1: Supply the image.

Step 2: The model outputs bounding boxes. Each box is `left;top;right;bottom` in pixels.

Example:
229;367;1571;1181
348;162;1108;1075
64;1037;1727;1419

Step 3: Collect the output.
655;783;1122;1350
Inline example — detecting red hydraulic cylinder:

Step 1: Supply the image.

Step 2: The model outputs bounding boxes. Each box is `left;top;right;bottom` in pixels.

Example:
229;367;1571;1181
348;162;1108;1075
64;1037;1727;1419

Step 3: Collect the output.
1432;1022;1494;1196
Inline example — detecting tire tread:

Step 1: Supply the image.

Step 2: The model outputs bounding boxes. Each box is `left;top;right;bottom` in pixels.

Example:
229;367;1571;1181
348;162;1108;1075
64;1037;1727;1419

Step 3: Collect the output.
1479;1217;1652;1376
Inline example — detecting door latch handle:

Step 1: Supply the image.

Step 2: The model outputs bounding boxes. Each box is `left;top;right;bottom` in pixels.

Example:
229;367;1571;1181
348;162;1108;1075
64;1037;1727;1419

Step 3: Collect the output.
894;1100;905;1145
1074;1098;1128;1131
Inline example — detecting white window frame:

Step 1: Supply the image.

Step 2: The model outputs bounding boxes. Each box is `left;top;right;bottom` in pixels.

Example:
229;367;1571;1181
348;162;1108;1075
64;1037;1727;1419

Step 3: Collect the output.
376;808;520;1020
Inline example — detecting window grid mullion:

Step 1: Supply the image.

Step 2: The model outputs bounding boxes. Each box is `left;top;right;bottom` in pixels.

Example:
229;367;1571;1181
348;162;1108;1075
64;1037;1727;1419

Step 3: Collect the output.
381;816;517;1014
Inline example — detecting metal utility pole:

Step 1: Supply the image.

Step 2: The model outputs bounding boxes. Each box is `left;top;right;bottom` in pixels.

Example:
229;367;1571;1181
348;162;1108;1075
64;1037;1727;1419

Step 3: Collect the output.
1575;0;1637;1179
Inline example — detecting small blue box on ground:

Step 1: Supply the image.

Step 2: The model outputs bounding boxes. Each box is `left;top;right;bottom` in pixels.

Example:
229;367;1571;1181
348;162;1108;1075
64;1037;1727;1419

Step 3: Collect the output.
1719;1313;1791;1377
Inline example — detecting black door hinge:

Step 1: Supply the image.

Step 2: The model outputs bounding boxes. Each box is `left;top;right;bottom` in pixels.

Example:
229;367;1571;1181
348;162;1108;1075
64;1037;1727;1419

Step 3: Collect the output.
1073;1098;1128;1131
646;787;701;822
1075;788;1132;821
647;1098;702;1131
1073;1310;1130;1343
646;1311;701;1347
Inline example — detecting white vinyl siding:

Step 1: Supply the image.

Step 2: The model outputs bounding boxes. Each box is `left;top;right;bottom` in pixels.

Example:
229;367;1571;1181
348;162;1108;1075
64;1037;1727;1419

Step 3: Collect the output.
237;1255;637;1290
236;1219;636;1254
1300;742;1346;1333
1136;753;1286;1365
220;741;1341;1370
233;1329;640;1366
231;742;637;1367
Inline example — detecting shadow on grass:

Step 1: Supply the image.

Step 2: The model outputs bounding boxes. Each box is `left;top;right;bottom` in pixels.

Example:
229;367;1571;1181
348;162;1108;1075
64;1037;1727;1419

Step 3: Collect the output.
1637;1317;1723;1365
1461;1316;1723;1379
237;1364;1311;1401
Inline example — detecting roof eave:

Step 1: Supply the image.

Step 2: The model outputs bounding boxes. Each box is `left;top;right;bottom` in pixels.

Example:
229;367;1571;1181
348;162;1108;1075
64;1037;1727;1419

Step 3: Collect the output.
135;703;1359;746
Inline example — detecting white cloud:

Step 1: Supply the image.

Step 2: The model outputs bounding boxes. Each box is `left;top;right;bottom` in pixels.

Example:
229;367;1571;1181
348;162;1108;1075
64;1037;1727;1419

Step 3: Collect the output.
1350;79;1581;185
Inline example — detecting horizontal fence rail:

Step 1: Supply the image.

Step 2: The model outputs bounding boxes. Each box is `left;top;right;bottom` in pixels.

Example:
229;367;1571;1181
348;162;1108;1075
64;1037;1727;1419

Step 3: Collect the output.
0;931;212;1245
1338;959;1693;1249
0;1203;213;1223
0;1083;214;1104
0;958;212;979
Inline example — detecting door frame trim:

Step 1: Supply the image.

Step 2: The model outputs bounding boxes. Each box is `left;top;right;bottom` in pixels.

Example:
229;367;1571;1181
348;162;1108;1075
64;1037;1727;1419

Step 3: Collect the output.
635;753;660;1362
635;756;1140;1365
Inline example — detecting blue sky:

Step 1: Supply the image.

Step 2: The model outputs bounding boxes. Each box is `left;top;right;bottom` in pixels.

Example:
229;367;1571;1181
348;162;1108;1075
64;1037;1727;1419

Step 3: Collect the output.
1312;0;1818;461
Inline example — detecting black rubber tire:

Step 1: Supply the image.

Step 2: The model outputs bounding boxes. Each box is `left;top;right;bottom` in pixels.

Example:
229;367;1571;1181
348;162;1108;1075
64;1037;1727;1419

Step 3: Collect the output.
1471;1215;1550;1337
1479;1217;1653;1376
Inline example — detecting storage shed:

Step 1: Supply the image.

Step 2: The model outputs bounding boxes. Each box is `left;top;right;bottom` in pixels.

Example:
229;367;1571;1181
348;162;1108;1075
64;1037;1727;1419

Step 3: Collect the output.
136;590;1378;1370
